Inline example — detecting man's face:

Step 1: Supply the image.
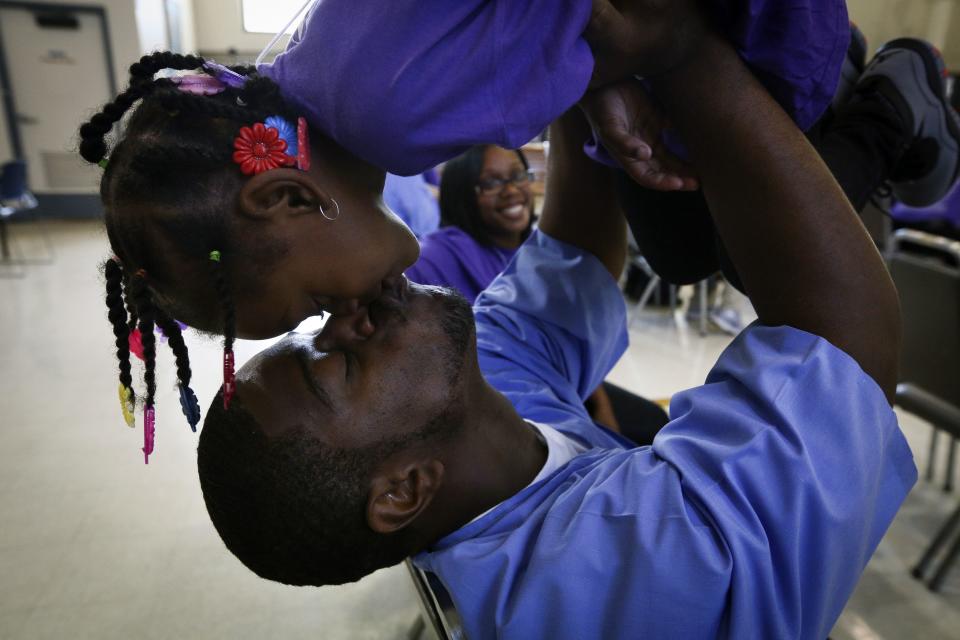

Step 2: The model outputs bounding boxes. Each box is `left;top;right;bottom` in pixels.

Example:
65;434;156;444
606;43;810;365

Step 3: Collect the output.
236;278;477;449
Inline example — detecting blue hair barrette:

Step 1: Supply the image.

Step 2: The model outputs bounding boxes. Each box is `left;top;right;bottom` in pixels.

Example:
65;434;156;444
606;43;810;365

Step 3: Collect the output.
178;384;201;432
265;116;298;158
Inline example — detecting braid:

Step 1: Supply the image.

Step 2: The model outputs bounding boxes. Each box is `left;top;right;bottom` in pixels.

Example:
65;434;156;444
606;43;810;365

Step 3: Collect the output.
154;308;191;389
78;52;207;164
130;138;232;174
127;51;205;82
209;253;237;410
208;257;236;352
79;83;152;163
104;259;136;404
155;307;201;431
131;274;158;408
125;277;139;331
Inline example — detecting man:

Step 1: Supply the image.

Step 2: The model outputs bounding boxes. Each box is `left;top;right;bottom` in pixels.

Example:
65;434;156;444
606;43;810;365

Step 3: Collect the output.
198;33;915;639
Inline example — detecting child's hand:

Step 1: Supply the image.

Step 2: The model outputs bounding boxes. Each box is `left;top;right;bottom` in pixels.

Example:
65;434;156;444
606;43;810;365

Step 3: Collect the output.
579;80;698;191
586;0;707;87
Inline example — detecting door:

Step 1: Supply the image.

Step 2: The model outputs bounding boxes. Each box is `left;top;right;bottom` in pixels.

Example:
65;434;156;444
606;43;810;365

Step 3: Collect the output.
0;5;113;193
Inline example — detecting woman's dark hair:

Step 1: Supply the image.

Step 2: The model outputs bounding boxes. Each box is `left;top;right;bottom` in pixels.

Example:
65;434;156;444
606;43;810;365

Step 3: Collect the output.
438;145;534;247
83;51;296;430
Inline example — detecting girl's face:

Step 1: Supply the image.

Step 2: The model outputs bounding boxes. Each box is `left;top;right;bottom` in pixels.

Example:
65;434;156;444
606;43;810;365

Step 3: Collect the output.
233;198;420;340
475;147;533;249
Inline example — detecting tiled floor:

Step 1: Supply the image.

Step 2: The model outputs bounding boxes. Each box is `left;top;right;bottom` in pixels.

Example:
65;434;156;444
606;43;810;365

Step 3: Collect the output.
1;221;958;639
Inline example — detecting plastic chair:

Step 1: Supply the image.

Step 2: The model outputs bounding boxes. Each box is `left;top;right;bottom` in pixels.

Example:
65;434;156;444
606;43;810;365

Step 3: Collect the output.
887;229;960;591
0;160;52;276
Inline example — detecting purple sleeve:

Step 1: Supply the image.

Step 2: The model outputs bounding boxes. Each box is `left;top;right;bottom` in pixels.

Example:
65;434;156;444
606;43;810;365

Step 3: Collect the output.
405;229;492;303
261;0;594;176
711;0;849;131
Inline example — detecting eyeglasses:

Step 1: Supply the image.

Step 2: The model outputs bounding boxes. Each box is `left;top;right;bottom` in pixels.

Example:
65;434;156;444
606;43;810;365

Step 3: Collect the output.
475;170;535;195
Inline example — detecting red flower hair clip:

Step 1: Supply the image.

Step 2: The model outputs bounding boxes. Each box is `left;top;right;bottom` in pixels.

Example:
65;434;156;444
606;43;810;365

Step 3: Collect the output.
232;123;296;175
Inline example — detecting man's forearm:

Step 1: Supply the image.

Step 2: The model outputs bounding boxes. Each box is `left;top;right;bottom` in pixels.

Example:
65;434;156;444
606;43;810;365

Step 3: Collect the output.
651;35;900;400
539;109;627;279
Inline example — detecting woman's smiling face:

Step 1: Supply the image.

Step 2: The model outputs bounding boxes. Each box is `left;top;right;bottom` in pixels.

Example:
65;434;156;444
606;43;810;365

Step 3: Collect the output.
474;146;533;249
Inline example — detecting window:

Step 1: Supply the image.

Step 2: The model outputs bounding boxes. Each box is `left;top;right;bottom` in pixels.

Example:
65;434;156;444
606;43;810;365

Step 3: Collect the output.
241;0;308;34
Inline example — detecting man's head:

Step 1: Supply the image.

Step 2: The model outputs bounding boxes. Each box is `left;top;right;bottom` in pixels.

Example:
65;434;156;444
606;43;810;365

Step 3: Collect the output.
197;280;478;585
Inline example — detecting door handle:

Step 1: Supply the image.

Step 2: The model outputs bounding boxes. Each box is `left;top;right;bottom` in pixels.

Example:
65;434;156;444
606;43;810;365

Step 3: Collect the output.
16;114;39;125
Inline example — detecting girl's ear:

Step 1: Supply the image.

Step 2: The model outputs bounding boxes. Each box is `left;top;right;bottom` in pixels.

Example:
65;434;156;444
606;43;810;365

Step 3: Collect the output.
237;169;334;220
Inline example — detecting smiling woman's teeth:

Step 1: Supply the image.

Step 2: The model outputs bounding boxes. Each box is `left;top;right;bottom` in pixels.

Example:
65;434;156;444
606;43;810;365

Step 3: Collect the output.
501;204;525;219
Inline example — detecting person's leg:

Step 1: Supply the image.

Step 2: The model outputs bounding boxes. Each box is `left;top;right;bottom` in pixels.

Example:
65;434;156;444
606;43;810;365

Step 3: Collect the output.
601;381;669;446
624;37;960;293
618;175;719;286
818;38;960;212
718;38;960;291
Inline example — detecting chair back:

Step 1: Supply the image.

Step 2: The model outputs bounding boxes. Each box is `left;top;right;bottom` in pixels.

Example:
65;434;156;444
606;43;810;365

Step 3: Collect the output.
888;229;960;407
0;161;28;201
405;560;467;640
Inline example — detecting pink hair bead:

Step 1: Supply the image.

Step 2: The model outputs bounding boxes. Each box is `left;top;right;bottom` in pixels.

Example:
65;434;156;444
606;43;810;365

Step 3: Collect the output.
142;405;155;464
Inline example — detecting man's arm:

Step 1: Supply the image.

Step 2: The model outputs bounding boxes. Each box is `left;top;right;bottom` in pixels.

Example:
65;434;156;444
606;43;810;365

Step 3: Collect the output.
649;35;901;400
538;109;627;279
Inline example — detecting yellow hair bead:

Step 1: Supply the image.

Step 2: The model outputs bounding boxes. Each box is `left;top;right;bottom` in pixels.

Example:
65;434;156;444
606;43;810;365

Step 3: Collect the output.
118;384;135;428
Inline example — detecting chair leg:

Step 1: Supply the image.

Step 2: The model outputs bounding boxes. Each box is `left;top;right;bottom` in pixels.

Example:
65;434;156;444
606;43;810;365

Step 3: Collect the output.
0;218;9;260
927;429;940;483
945;437;957;493
629;274;662;329
698;279;708;336
928;524;960;592
912;502;960;581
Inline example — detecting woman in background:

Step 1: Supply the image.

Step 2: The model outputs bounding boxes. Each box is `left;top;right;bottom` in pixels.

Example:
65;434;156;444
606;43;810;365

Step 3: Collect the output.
407;145;669;444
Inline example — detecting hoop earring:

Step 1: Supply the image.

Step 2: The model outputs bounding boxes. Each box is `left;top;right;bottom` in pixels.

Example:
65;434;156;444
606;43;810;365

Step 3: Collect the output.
320;198;340;221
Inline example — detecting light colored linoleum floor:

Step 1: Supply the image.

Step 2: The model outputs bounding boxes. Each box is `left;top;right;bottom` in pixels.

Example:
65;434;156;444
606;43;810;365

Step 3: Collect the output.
1;221;958;639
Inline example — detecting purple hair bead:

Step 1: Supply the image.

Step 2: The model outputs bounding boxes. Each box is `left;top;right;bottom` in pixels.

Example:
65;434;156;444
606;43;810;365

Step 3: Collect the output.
202;61;247;89
171;74;227;96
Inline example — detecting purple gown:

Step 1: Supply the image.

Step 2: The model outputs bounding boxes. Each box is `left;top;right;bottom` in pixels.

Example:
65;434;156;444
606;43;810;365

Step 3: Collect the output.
262;0;849;175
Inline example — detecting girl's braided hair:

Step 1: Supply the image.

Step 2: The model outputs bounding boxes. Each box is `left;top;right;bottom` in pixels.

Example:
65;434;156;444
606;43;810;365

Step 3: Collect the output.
85;51;294;434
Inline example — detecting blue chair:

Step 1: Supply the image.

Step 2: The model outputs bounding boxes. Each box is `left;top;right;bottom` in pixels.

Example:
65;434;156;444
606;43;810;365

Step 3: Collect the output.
1;160;50;273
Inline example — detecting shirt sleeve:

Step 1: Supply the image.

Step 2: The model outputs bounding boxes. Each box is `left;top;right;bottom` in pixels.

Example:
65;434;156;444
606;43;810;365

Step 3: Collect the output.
420;324;916;640
474;230;629;445
649;324;917;638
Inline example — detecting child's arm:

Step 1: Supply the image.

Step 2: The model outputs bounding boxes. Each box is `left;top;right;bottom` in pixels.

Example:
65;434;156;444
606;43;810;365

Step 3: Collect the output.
651;34;901;400
579;79;698;191
585;0;707;88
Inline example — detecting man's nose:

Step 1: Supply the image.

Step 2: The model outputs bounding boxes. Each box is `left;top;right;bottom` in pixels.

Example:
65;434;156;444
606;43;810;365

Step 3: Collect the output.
315;305;375;349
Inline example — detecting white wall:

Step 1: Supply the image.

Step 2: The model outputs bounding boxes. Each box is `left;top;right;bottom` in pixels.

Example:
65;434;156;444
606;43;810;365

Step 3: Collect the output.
192;0;276;53
848;0;960;67
0;0;145;167
135;0;170;53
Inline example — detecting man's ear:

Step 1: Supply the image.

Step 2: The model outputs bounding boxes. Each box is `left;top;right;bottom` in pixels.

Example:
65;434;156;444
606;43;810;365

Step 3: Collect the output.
237;169;333;220
366;460;445;534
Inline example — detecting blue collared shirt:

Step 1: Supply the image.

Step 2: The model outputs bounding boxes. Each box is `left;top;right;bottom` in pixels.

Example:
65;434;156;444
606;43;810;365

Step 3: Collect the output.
414;230;916;640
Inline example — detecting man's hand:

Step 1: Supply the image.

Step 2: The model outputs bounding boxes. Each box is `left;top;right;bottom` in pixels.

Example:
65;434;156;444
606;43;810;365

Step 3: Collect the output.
580;80;698;191
585;0;708;87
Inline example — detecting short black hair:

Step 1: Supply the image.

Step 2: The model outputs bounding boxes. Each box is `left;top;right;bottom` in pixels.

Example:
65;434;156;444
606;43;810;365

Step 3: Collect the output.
197;388;454;586
438;145;534;247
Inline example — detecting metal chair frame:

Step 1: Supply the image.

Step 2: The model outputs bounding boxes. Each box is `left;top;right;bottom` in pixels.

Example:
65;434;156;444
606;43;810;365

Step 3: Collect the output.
888;229;960;592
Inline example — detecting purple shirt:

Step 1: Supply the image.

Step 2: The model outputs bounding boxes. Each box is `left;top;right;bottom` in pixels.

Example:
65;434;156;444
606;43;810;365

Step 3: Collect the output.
892;182;960;230
405;226;517;303
261;0;848;176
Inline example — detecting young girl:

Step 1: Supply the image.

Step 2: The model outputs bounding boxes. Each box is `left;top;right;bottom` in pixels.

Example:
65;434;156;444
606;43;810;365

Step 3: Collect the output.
81;0;849;458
